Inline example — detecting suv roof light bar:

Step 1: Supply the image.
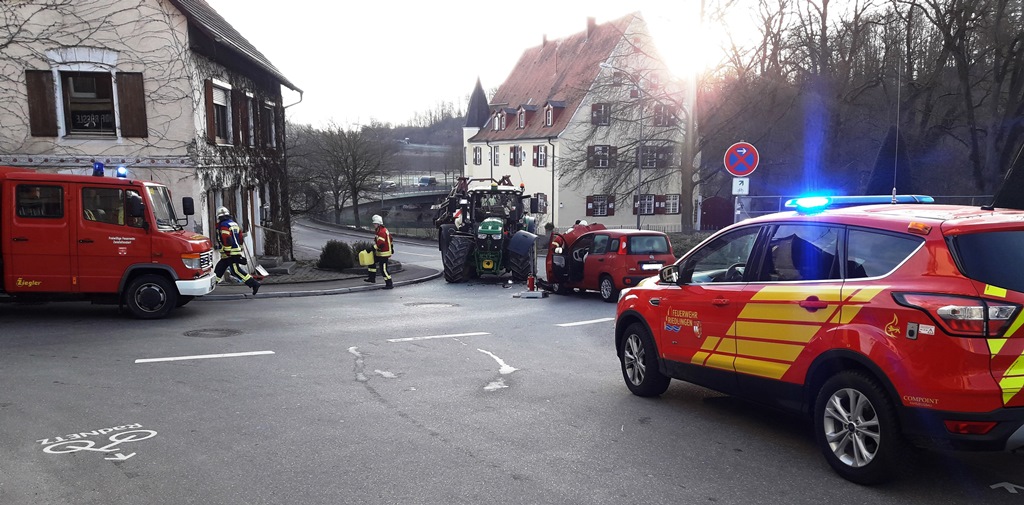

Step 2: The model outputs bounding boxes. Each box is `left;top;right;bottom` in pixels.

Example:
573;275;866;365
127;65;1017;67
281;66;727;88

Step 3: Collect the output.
785;194;935;213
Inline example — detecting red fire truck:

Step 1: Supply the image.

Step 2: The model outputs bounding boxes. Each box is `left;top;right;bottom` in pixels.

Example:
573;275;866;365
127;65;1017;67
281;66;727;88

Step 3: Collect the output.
0;166;216;318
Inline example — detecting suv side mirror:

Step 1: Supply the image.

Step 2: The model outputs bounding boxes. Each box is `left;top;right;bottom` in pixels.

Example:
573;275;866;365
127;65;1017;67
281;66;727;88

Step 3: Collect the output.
659;264;680;284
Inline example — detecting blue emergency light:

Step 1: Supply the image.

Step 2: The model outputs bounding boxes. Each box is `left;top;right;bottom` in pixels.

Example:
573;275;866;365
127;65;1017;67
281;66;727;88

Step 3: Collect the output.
785;195;935;213
116;165;128;178
91;162;104;177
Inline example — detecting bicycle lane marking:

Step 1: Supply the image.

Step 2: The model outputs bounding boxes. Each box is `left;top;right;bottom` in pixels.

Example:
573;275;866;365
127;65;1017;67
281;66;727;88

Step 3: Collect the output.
38;423;155;461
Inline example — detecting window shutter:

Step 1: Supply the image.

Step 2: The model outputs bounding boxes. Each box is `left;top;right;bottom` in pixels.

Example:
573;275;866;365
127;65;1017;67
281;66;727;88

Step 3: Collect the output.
609;146;618;168
231;89;245;145
586;195;594;217
655;194;667;215
204;79;215;144
633;195;639;215
509;147;515;165
532;145;539;167
239;95;250;146
115;72;148;138
591;104;600;125
25;70;57;137
586;146;595;168
607;195;616;216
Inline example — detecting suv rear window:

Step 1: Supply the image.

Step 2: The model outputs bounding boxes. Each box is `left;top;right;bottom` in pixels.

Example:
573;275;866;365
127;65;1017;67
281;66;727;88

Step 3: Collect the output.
847;228;923;278
628;235;669;254
950;231;1024;293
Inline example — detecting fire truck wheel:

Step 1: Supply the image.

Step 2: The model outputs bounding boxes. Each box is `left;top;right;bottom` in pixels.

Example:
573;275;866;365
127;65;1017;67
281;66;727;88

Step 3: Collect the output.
125;274;177;319
619;322;670;397
814;371;906;485
599;275;618;303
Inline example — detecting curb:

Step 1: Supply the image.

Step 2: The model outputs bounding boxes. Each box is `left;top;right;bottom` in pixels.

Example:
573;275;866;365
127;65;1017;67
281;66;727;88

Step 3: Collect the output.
198;269;443;301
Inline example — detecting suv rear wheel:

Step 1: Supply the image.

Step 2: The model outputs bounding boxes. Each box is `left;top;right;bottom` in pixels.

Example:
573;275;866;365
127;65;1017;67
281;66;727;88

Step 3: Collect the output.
619;322;670;397
814;371;905;484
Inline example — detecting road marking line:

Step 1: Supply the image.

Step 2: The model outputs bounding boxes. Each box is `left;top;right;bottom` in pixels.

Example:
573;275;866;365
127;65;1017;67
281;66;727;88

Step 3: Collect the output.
134;351;275;363
556;317;614;327
388;332;490;343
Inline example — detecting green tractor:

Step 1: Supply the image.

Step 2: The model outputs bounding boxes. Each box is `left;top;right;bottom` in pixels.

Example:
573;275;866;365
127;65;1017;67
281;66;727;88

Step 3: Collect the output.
434;176;540;283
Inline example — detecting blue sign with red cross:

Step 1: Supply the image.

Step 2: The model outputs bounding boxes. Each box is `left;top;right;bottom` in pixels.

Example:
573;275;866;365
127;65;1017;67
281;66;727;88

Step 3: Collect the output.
723;142;759;177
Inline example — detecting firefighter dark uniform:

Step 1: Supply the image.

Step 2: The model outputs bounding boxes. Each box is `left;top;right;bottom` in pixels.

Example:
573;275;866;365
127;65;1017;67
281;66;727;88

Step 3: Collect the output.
364;214;394;289
214;207;260;295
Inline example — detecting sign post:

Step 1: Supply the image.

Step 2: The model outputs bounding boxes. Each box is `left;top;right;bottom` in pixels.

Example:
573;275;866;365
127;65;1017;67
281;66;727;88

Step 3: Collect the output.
725;142;759;223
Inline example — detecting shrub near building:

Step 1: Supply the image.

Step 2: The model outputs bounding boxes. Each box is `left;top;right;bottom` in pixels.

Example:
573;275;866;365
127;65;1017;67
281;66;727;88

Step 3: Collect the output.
317;240;354;270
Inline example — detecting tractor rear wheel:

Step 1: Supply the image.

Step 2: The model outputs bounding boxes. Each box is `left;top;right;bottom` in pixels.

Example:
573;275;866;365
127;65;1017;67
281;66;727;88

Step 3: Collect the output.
443;234;472;283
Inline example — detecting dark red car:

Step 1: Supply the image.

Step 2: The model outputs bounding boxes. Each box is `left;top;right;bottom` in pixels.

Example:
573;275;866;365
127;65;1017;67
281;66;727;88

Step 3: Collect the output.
545;223;675;302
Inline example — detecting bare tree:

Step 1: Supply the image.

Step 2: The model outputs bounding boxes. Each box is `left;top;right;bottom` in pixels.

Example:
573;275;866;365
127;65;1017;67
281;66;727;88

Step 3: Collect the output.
313;122;397;228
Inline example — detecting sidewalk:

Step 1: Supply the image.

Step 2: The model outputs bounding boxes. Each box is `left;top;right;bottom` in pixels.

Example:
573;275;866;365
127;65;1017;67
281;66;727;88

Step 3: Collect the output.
202;262;441;301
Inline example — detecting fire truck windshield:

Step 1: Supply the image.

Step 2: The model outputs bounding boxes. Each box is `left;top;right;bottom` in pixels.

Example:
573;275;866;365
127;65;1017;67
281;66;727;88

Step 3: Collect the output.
146;185;181;230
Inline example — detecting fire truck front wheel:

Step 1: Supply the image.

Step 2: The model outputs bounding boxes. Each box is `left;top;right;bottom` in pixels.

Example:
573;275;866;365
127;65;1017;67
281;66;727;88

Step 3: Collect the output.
125;274;178;319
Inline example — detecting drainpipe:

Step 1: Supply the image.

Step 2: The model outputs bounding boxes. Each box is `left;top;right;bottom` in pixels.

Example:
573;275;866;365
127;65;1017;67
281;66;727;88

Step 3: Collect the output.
547;137;557;228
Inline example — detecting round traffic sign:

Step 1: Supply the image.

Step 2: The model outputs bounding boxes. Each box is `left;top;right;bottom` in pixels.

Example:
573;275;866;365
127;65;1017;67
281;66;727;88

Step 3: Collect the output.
724;142;759;177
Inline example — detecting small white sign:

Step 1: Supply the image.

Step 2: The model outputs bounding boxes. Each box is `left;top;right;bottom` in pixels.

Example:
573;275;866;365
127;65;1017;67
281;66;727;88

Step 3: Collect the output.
732;177;750;195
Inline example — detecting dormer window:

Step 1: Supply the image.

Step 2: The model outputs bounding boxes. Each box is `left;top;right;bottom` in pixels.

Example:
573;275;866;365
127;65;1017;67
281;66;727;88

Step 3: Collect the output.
544;107;553;127
500;113;507;130
492;113;500;131
518;110;525;129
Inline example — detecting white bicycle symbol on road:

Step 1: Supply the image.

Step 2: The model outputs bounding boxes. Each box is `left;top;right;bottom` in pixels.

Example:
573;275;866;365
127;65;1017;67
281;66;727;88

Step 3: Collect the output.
43;429;156;460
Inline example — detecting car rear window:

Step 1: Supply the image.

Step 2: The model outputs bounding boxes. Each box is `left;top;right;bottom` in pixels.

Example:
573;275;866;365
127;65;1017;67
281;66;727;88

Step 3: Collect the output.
950;230;1024;293
846;229;923;278
629;235;669;254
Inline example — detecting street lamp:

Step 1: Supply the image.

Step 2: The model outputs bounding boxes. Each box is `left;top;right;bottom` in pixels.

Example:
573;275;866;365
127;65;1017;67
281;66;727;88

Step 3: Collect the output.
599;62;643;229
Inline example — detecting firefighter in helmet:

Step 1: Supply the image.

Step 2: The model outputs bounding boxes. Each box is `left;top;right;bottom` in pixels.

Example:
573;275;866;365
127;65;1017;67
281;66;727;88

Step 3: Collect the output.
364;214;394;289
215;206;260;295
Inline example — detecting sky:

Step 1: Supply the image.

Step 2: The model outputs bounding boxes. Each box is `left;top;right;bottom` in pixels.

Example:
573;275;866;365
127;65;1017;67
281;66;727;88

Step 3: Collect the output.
202;0;734;129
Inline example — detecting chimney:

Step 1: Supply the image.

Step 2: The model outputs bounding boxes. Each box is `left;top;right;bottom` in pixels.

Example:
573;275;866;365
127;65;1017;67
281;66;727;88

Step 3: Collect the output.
587;17;596;38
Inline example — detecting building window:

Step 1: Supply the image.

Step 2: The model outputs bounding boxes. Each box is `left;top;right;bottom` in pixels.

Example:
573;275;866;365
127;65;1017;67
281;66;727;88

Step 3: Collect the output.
493;146;500;166
493;114;500;131
640;145;658;168
518;111;525;129
587;145;616;168
473;146;482;165
499;113;506;131
586;194;615;217
262;103;276;148
246;95;256;147
544;107;553;127
665;194;681;214
638;194;655;215
533;145;548;167
592;195;609;216
62;71;115;135
591;103;610;125
510;145;523;166
654;104;677;127
613;72;624;86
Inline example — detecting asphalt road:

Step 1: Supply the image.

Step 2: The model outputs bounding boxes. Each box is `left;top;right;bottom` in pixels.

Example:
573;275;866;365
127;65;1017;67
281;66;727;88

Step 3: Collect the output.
1;225;1022;505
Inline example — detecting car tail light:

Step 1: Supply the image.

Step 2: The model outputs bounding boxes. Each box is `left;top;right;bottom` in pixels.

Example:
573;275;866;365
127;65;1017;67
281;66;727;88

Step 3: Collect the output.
943;420;997;435
618;240;628;255
893;293;1019;337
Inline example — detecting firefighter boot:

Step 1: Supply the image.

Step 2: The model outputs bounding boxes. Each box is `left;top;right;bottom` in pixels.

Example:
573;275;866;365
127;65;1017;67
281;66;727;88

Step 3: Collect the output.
384;279;394;289
364;270;376;283
245;278;261;295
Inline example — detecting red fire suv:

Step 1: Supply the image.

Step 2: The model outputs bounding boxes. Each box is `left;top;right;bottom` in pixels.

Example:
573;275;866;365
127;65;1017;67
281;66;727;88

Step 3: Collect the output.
615;196;1024;484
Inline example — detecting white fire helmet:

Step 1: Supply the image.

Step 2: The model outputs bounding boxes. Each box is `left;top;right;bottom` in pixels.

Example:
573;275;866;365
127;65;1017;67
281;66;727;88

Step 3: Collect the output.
216;206;230;218
372;214;384;226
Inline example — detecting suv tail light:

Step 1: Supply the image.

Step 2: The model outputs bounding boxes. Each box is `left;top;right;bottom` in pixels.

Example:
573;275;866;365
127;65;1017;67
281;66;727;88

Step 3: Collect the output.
893;293;1019;337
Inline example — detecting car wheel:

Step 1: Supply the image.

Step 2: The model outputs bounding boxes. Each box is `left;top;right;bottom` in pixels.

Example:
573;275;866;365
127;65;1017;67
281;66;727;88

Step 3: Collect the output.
549;282;570;295
599;275;618;303
814;371;906;485
619;322;670;397
125;274;177;319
